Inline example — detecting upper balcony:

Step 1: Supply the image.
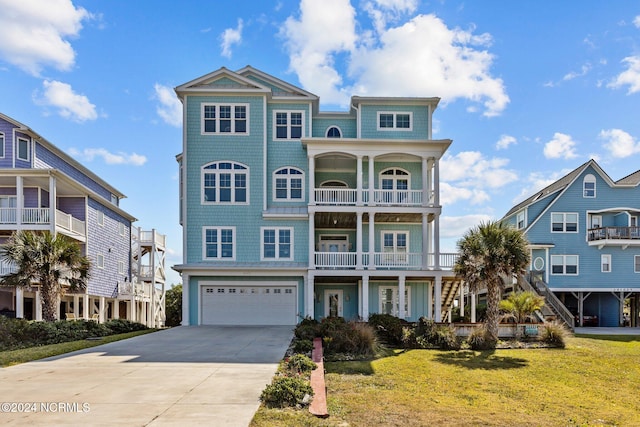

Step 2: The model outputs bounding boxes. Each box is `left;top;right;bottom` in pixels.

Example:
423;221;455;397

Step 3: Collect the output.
0;207;86;240
587;226;640;249
313;189;434;207
313;251;459;271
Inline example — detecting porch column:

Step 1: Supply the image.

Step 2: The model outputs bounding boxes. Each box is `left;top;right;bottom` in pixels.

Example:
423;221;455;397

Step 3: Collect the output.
308;155;315;205
426;281;432;319
368;156;374;205
356;156;363;205
422;157;428;206
113;298;119;319
434;276;442;322
15;287;24;318
356;212;363;269
82;294;89;320
460;283;465;317
35;290;42;321
48;175;56;233
73;295;79;317
99;296;105;323
362;275;369;321
422;212;429;269
368;212;375;269
306;271;315;319
181;273;189;325
471;291;477;323
16;176;23;227
398;275;406;319
308;212;315;269
427;158;434;204
434;215;441;269
433;158;440;206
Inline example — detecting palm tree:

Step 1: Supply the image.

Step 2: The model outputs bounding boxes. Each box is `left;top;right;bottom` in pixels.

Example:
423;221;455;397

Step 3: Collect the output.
500;291;545;324
454;221;530;348
0;231;91;322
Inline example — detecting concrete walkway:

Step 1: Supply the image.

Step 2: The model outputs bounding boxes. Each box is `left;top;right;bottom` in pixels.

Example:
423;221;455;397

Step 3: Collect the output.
574;326;640;335
0;326;293;427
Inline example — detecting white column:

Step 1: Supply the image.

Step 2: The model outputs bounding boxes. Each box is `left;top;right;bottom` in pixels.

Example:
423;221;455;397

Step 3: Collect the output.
362;275;369;321
307;271;315;319
434;215;441;269
82;294;89;320
426;281;433;319
15;287;24;318
356;212;363;269
368;156;374;205
181;273;189;325
99;296;105;323
356;156;363;205
308;155;315;205
422;212;429;269
459;283;465;317
368;212;375;269
471;291;477;323
113;298;120;319
48;175;56;233
434;158;440;206
398;275;406;319
427;158;433;205
308;212;315;269
357;280;362;319
434;276;442;322
16;176;23;227
35;290;42;321
73;295;79;317
422;157;428;206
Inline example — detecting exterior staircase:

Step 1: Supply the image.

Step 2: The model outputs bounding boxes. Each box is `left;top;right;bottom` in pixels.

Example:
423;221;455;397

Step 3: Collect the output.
516;273;575;330
441;278;463;322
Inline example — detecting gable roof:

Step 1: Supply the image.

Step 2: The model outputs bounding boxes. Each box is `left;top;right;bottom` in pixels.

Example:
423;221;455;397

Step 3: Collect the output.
616;169;640;186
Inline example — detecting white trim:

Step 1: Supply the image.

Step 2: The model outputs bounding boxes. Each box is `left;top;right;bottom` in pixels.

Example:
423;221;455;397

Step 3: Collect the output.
325;126;342;138
97;210;104;226
379;167;411;190
550;212;578;233
533;256;544;271
260;227;294;260
381;230;409;252
200;103;249;135
377;111;413;131
516;210;526;230
378;285;411;317
273;166;305;201
550;254;579;275
96;253;105;269
324;289;344;317
601;254;611;273
318;234;349;252
201;161;249;205
583;174;596;198
273;110;305;140
16;136;30;162
202;226;236;260
0;132;4;158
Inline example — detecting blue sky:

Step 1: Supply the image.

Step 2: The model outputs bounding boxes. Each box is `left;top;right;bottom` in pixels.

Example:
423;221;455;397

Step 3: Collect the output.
1;0;639;286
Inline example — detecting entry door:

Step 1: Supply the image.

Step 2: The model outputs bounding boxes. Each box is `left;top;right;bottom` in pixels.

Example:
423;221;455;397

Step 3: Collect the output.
324;289;343;317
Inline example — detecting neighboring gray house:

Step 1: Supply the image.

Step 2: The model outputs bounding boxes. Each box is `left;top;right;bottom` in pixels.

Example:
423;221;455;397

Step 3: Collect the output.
502;159;640;327
0;113;166;327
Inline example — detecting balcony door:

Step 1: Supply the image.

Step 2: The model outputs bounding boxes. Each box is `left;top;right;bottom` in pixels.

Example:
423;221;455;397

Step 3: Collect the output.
319;235;348;252
380;168;409;203
0;196;16;223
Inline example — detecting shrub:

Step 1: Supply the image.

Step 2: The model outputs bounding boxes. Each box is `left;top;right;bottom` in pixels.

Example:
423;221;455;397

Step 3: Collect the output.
540;321;569;348
368;313;405;346
164;284;183;327
466;326;494;351
401;326;418;349
330;322;379;356
294;317;320;341
292;339;314;354
414;317;460;350
319;316;346;337
285;354;316;375
103;319;148;334
260;376;313;408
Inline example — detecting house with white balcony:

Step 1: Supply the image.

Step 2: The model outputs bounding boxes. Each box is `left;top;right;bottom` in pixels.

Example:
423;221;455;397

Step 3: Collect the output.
0;113;166;327
173;66;461;326
502;159;640;327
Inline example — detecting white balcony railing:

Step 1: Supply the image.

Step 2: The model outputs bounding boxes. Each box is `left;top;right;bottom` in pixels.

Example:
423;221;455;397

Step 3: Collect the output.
118;281;152;298
372;190;422;206
22;208;50;224
55;209;85;236
0;207;85;237
313;252;459;270
313;188;427;206
314;189;357;205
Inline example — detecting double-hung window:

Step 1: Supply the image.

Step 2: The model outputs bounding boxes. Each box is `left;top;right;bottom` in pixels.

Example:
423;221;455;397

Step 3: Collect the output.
377;112;412;130
635;255;640;273
274;111;303;140
551;212;578;232
274;167;304;201
601;254;611;273
17;137;29;161
517;211;526;229
203;227;235;260
261;227;293;260
551;255;578;275
202;161;248;204
379;286;411;317
583;174;596;198
382;231;408;264
202;103;248;134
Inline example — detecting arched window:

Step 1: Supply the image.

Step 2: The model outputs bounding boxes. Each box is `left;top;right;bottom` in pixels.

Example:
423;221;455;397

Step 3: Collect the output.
274;167;304;201
201;161;249;204
326;126;342;138
583;174;596;198
378;168;410;204
320;180;348;188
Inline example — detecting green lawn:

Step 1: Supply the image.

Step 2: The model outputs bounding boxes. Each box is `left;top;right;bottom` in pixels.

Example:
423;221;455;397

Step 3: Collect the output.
251;335;640;427
0;329;156;367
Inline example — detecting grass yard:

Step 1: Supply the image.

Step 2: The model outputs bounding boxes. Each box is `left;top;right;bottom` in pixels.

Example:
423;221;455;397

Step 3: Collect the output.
251;335;640;427
0;329;156;367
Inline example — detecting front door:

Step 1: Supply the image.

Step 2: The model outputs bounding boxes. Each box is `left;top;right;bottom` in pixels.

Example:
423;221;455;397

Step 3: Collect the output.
324;289;343;317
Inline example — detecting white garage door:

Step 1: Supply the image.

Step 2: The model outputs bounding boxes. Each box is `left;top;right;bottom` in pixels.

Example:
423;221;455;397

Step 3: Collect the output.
201;283;297;325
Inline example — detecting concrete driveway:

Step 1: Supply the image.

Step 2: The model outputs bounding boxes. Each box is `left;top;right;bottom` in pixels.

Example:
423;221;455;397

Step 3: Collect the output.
0;326;293;427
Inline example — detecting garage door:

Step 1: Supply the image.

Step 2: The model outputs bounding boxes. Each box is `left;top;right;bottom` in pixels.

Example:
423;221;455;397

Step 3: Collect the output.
201;283;297;325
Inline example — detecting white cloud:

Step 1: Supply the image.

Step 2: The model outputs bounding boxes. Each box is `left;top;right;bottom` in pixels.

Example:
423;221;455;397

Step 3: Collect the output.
440;214;493;239
220;18;243;58
543;132;578;159
563;63;591;81
0;0;91;76
634;16;640;28
599;128;640;158
608;56;640;94
281;1;509;116
440;182;489;205
511;171;565;205
68;147;147;166
496;134;516;150
36;80;97;122
440;151;518;189
154;83;182;127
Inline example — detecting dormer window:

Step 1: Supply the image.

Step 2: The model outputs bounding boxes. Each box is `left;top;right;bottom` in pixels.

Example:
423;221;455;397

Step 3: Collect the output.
583;174;596;198
326;126;341;138
516;211;525;229
378;112;412;131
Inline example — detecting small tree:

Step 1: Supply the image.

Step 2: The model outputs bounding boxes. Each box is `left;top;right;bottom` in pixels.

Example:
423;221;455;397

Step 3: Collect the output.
454;221;530;348
164;284;182;327
500;291;545;324
0;231;90;322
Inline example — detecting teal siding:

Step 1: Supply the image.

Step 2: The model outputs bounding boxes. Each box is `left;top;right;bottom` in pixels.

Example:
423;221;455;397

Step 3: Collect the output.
312;117;357;138
313;283;359;321
360;105;429;140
